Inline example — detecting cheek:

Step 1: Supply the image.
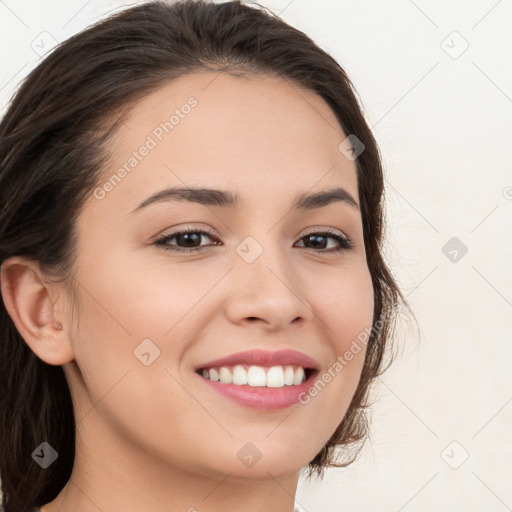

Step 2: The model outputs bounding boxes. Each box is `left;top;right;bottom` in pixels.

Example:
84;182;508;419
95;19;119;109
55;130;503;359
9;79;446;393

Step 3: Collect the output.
72;239;209;342
316;264;375;350
65;264;211;463
67;248;222;403
274;266;374;462
305;264;374;406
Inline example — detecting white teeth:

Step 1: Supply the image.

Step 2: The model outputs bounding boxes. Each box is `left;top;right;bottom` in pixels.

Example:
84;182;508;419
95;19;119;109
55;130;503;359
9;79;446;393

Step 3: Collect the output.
293;367;305;385
284;366;295;386
219;367;232;383
200;364;308;387
266;366;285;388
232;364;248;385
247;366;267;387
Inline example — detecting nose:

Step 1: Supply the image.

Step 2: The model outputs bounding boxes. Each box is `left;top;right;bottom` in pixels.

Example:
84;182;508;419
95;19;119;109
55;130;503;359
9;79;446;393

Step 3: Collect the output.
224;244;311;332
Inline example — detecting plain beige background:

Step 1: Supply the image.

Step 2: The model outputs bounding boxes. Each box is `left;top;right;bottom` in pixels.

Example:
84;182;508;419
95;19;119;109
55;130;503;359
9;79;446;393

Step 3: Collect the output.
1;1;511;511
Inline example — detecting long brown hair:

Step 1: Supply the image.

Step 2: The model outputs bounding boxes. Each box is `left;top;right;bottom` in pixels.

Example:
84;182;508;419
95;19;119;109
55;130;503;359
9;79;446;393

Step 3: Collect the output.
0;1;413;510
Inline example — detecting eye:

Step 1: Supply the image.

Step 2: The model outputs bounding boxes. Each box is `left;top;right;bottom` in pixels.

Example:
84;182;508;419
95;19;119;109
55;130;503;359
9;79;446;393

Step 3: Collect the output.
295;228;353;253
153;226;354;254
154;227;220;253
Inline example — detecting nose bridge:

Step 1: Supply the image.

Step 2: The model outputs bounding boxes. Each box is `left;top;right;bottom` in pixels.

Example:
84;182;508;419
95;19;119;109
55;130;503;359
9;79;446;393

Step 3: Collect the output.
226;230;309;326
235;229;291;287
233;201;288;265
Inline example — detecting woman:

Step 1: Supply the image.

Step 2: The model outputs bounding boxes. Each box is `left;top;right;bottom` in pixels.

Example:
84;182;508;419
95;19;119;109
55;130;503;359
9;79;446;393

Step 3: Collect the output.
0;1;411;511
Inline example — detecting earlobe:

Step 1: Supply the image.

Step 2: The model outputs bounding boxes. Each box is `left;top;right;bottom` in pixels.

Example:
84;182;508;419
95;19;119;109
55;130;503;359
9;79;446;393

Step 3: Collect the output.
0;257;75;365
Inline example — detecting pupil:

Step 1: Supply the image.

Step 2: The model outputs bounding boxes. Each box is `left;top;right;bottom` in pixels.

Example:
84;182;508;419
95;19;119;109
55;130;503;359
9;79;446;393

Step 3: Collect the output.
181;233;199;247
309;235;325;249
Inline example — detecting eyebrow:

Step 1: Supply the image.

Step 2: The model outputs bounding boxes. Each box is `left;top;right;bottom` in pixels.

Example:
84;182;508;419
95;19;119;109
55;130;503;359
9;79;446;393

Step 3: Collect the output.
128;186;359;214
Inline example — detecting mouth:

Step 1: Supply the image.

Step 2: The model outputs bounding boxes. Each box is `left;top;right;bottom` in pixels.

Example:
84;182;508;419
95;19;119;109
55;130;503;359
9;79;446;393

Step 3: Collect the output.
193;349;320;410
195;364;317;388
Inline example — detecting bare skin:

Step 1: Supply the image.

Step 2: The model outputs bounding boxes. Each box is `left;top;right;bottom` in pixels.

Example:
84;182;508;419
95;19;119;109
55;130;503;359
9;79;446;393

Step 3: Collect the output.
1;71;374;512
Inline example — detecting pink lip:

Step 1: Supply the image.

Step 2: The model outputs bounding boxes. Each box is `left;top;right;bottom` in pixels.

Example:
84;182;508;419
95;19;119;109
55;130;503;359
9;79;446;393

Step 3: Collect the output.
194;348;320;410
197;372;319;410
195;348;320;371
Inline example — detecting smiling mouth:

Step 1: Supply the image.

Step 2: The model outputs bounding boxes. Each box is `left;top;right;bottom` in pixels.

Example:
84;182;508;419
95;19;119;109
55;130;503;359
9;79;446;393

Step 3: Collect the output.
195;364;316;388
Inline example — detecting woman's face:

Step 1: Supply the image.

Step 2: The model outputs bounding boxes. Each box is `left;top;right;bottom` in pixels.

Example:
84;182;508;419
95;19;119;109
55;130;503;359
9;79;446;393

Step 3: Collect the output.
64;71;374;479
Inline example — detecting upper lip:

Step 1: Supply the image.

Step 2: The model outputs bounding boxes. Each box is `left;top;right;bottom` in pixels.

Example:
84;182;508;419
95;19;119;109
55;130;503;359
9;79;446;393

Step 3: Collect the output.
196;349;320;371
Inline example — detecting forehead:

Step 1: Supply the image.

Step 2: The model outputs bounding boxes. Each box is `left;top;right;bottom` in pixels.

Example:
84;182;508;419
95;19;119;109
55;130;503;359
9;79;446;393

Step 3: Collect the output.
94;71;359;215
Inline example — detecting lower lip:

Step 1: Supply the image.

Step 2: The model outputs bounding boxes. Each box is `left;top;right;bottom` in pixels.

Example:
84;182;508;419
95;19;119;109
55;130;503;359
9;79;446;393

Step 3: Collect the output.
196;371;318;410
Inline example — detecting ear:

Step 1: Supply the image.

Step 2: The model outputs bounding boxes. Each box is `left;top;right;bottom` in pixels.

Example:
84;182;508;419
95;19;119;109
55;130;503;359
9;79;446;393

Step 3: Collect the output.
0;256;75;365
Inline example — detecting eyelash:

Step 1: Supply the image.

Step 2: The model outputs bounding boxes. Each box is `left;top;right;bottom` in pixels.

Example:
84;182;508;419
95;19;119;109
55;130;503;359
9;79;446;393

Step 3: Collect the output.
154;227;354;254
